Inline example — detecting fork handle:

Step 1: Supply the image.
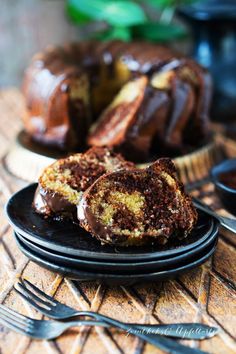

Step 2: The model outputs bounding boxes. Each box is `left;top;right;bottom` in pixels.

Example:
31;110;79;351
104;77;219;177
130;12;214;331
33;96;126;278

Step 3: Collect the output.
67;319;217;340
72;312;209;354
123;323;218;340
193;197;236;234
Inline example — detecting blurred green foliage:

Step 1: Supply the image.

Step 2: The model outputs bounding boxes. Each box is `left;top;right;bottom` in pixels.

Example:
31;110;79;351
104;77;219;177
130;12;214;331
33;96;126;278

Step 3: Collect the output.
66;0;194;42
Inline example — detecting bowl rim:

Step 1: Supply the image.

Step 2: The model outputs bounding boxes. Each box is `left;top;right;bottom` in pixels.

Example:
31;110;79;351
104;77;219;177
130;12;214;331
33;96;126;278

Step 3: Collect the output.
211;158;236;194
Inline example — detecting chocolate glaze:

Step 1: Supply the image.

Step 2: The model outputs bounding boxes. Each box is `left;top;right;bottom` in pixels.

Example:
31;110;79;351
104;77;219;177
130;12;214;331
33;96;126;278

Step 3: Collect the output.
34;185;76;218
77;196;154;246
165;78;195;148
180;59;212;146
124;85;171;160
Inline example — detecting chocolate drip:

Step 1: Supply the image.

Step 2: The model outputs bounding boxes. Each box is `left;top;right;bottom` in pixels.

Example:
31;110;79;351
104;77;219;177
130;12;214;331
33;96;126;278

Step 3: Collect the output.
34;186;75;217
165;78;195;148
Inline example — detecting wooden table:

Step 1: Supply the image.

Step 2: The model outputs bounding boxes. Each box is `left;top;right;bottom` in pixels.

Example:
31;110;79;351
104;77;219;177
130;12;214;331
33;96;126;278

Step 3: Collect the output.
0;89;235;354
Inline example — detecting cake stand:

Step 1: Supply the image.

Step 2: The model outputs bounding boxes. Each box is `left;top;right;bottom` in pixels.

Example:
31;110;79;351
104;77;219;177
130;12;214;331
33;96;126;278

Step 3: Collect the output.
4;130;224;186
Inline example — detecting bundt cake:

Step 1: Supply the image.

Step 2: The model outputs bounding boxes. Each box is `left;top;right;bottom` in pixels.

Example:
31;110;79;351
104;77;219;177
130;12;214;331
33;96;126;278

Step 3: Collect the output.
34;146;134;218
23;40;212;161
77;158;197;246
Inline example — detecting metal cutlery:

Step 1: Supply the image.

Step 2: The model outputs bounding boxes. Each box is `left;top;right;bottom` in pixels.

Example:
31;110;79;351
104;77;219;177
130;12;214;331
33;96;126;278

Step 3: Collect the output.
14;279;218;341
0;303;209;354
193;197;236;234
0;304;108;339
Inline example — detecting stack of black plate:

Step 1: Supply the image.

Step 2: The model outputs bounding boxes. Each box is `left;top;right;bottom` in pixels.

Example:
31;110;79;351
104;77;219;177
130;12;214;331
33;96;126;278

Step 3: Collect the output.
6;184;219;285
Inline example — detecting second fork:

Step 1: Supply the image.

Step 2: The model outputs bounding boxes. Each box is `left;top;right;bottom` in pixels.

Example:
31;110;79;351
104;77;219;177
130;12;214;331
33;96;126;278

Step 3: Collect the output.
14;279;218;341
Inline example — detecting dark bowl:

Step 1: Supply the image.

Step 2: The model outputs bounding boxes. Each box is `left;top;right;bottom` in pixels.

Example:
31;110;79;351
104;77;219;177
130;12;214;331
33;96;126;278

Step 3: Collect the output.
211;159;236;215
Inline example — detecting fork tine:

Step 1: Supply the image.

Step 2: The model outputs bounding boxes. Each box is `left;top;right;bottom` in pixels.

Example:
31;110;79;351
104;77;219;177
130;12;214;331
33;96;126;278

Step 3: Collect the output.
0;311;39;338
14;288;52;315
0;316;28;337
0;307;28;330
22;279;59;304
15;282;53;308
0;304;32;324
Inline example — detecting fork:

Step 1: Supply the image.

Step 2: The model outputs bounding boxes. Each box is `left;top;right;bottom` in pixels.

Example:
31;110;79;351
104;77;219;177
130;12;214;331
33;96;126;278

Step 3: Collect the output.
14;279;218;341
192;196;236;234
0;304;209;354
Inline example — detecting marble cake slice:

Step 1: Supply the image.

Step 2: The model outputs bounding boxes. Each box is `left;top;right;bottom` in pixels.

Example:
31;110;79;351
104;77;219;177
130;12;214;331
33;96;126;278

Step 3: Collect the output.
34;146;135;218
77;158;197;246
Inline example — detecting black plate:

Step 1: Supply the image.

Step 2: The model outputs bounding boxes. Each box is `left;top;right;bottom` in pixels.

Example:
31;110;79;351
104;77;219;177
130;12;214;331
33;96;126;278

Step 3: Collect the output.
13;232;217;285
15;222;219;273
6;184;217;261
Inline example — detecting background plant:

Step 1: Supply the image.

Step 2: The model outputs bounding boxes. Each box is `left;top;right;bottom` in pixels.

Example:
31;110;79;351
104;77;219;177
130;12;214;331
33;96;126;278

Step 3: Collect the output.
66;0;195;42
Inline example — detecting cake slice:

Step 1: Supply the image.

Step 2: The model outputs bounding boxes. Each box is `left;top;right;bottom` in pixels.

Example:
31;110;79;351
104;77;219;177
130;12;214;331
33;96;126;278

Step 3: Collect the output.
88;75;173;162
88;76;149;161
34;147;135;218
77;158;197;246
88;76;148;147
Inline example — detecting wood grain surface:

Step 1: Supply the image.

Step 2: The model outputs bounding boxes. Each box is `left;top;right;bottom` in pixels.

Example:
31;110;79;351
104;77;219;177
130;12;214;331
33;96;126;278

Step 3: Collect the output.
0;89;235;354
